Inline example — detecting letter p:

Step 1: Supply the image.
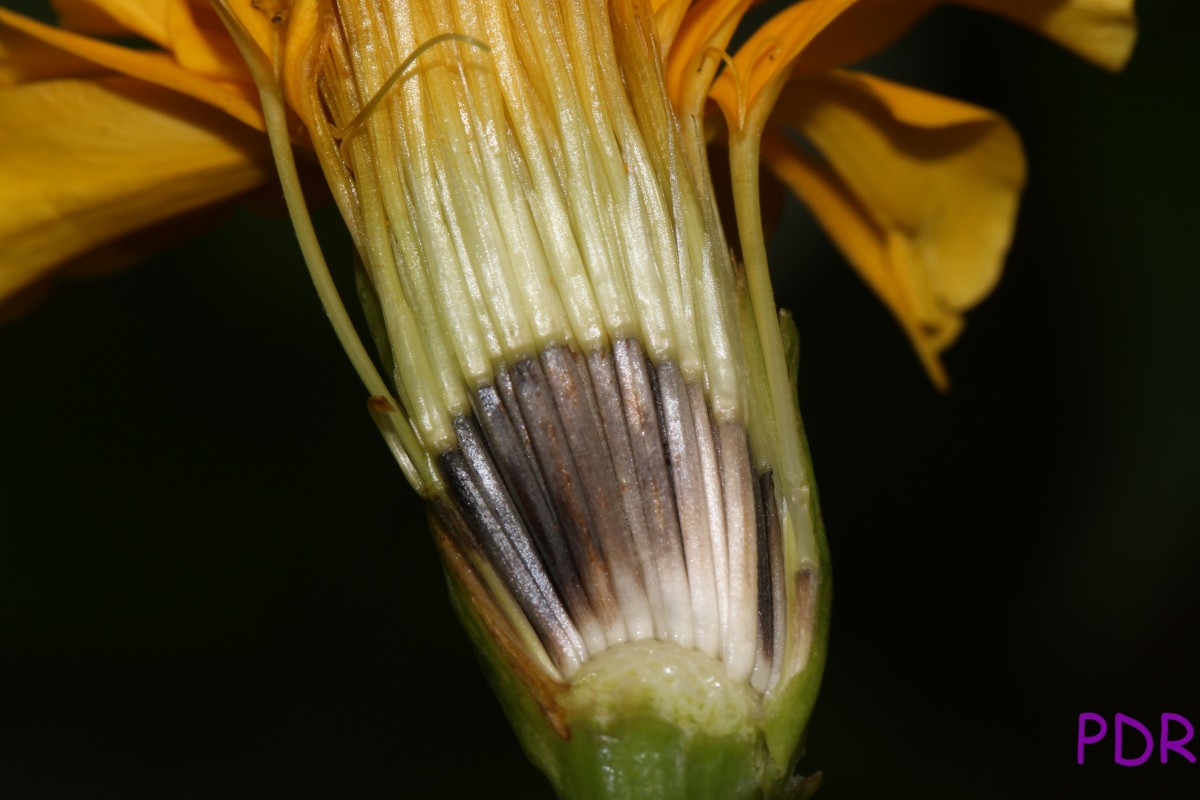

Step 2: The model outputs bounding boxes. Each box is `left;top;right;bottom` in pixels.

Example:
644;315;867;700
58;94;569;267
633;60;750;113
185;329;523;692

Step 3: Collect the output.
1078;713;1107;764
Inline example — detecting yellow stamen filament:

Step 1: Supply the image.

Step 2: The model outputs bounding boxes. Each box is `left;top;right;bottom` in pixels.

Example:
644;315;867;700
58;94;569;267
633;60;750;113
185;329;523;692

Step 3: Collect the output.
703;45;746;131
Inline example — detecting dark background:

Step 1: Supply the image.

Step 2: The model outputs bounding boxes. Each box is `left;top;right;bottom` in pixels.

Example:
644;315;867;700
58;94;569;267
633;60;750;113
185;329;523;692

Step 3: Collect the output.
2;1;1197;797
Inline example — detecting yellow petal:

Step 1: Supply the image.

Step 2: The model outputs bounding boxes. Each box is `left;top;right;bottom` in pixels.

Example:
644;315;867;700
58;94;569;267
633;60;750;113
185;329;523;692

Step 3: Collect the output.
1;18;106;84
763;70;1027;387
208;0;320;127
955;0;1137;70
54;1;262;81
0;7;263;129
760;131;952;387
1;203;237;321
790;0;1138;73
206;0;277;74
710;0;1136;135
55;0;266;80
0;76;273;305
53;0;173;44
782;0;1138;74
165;0;254;82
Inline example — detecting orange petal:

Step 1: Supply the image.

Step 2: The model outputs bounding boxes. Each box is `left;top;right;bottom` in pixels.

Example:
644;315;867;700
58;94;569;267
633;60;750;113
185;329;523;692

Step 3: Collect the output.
711;0;1136;135
0;76;273;306
708;0;858;133
165;0;255;83
790;0;1138;73
0;6;263;129
763;70;1027;387
760;132;951;387
54;0;272;80
208;0;321;126
775;1;933;77
1;18;107;83
792;0;1137;72
955;0;1137;70
1;203;237;321
53;0;173;44
207;0;277;72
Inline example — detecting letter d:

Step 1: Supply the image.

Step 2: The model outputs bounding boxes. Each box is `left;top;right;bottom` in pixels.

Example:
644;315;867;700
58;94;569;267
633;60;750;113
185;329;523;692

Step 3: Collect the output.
1078;713;1107;764
1115;712;1154;766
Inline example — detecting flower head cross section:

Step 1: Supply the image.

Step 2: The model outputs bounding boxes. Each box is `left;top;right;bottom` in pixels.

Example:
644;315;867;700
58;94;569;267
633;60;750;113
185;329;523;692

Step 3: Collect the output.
0;1;1135;797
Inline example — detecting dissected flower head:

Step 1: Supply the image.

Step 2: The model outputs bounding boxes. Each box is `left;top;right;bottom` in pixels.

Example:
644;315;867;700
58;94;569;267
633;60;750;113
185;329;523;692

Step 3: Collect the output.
201;3;829;793
0;0;1136;797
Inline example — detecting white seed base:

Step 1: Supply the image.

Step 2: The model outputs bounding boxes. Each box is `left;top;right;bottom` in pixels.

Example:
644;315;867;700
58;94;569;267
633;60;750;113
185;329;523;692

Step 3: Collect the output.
562;639;758;739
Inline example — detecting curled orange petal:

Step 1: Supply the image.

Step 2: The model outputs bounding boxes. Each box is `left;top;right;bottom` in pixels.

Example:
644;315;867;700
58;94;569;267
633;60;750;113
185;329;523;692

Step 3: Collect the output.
762;70;1027;387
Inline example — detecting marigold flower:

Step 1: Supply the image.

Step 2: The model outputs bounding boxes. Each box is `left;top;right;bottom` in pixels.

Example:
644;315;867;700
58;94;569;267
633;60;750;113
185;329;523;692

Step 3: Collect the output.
0;0;1135;797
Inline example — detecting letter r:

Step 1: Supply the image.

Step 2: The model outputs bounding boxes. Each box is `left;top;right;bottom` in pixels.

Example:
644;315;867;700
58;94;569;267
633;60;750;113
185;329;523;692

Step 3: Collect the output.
1161;713;1197;764
1078;713;1107;764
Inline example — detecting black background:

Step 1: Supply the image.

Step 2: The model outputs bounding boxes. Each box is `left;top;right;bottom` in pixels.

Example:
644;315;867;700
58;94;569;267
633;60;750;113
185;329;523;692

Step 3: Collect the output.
2;1;1198;797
